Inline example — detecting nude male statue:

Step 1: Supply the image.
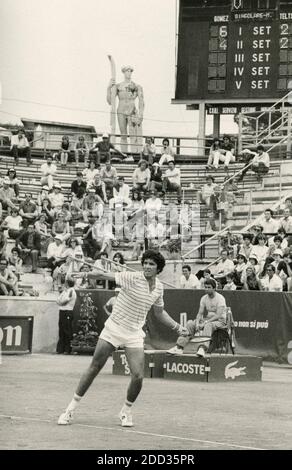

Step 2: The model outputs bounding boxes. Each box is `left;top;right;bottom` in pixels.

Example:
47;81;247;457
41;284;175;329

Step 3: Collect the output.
107;66;144;153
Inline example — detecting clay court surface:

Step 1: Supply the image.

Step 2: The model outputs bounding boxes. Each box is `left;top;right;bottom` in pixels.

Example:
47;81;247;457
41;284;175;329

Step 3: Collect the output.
0;354;292;450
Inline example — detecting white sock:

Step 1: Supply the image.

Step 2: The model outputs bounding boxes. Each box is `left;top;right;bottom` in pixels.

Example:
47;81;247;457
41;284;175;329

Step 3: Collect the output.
66;393;82;412
122;400;133;414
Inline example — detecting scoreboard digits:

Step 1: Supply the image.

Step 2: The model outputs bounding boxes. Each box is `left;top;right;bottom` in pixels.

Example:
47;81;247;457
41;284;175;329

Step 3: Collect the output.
175;0;292;102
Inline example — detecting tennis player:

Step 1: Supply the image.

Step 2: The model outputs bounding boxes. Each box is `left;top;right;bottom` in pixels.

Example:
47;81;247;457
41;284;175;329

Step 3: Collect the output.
58;250;187;427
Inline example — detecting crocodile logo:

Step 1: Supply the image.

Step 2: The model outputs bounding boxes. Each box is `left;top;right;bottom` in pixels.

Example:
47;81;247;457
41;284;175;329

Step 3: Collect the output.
225;360;246;380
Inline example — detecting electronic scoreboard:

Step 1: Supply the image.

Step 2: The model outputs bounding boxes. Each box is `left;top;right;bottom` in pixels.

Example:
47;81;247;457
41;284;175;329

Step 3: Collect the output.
174;0;292;112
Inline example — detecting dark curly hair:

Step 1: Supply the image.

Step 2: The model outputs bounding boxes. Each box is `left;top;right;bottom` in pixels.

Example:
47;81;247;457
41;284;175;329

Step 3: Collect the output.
141;250;165;274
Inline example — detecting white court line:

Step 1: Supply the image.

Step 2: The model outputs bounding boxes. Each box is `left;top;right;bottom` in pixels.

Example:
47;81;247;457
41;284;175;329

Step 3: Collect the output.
0;414;265;450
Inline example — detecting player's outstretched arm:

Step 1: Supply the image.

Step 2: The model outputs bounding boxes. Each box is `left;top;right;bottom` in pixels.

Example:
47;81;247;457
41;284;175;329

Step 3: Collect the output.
153;306;188;336
88;270;116;282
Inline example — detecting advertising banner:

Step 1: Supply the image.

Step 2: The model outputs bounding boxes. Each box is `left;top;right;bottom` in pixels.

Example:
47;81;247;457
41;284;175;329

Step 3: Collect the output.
0;316;33;353
73;290;292;363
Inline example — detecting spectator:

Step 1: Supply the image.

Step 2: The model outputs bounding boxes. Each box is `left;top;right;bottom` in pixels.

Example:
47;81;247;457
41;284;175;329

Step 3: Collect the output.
207;135;235;170
268;235;285;257
109;176;131;208
277;250;292;291
200;269;216;289
233;253;247;287
145;189;162;218
180;264;200;289
100;162;118;197
74;135;89;166
263;264;283;292
149;162;163;192
88;173;107;202
40;197;55;225
19;193;38;223
197;175;216;208
10;128;31;166
59;135;70;168
82;217;101;258
61;203;72;223
56;278;77;354
271;249;283;271
40;154;57;190
1;208;23;239
223;273;237;290
61;238;84;275
162;161;182;204
0;259;19;295
239;233;254;260
237;145;270;182
140;137;156;165
16;223;41;273
250;234;269;270
213;249;235;287
206;137;221;170
0;178;18;213
108;252;126;289
49;183;65;213
83;161;100;187
128;190;145;220
93;252;111;287
132;160;151;192
7;246;23;279
247;254;260;276
260;209;279;234
90;133;125;165
0;228;7;259
6;169;20;198
82;189;104;222
37;185;50;210
52;212;71;242
278;207;292;233
242;266;261;291
70;188;85;221
47;235;66;274
71;171;86;197
34;212;50;253
159;138;175;166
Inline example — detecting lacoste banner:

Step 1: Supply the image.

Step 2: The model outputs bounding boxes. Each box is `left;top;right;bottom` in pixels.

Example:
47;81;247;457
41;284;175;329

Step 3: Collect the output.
74;290;292;363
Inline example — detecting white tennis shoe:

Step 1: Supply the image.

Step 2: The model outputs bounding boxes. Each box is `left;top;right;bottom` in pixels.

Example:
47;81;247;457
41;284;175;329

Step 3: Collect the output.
167;345;184;355
119;411;133;427
58;410;74;425
196;346;206;358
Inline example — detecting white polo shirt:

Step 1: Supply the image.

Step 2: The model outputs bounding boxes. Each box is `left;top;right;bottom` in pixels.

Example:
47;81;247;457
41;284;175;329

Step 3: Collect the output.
180;273;200;289
111;271;164;331
267;274;283;292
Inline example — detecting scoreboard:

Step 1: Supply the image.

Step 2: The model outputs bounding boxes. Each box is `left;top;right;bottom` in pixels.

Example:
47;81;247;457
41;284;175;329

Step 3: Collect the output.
174;0;292;106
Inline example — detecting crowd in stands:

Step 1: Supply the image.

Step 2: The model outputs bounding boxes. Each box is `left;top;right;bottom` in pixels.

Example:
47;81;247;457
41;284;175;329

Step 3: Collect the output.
180;208;292;292
0;127;286;296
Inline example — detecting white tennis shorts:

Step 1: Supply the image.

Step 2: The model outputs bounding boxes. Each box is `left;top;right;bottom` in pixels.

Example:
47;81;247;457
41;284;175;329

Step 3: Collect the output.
99;317;145;349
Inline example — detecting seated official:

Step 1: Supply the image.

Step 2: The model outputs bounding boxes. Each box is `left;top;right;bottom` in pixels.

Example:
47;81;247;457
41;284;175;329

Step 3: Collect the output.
168;278;227;357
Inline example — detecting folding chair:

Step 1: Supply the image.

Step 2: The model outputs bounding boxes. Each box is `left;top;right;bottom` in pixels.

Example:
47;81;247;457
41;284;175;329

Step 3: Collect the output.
208;307;236;355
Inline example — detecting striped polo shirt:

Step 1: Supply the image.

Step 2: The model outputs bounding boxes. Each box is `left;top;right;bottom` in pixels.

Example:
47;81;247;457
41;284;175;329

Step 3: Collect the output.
111;271;164;331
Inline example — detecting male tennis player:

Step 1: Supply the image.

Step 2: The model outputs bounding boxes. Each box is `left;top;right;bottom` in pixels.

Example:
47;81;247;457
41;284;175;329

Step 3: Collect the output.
58;250;187;427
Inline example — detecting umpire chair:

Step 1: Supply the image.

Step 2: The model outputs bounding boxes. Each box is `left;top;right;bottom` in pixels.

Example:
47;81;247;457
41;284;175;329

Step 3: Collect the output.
208;307;236;355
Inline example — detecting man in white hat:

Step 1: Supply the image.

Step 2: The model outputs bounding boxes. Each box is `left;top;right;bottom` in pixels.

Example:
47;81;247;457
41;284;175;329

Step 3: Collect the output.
107;65;144;153
90;133;126;165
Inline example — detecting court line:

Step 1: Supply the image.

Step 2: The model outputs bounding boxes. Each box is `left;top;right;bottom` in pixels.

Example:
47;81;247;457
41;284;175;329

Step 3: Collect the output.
0;414;265;450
